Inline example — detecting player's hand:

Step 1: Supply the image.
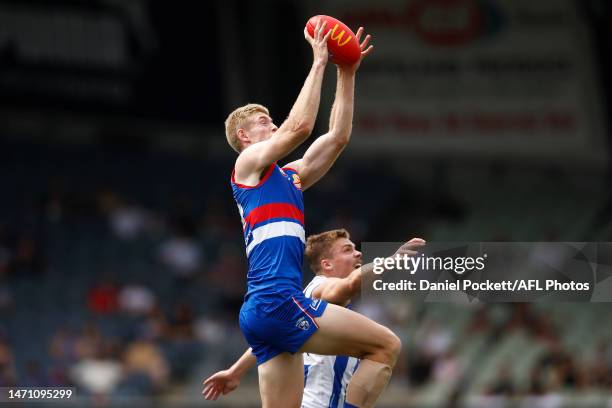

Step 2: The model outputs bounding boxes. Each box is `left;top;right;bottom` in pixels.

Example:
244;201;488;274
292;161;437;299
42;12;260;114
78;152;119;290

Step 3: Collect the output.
339;27;373;73
393;238;426;258
202;369;241;400
304;19;332;65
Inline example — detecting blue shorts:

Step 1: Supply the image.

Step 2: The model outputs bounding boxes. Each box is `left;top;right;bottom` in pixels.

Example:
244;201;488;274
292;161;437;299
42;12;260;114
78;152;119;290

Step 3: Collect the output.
239;293;328;365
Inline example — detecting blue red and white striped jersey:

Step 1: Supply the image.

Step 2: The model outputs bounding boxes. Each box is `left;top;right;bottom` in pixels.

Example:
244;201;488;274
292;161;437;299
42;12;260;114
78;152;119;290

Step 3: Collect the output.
231;163;305;302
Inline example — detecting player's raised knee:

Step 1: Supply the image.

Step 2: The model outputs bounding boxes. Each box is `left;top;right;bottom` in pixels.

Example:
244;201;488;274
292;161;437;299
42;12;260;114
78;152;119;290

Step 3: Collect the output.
380;329;401;366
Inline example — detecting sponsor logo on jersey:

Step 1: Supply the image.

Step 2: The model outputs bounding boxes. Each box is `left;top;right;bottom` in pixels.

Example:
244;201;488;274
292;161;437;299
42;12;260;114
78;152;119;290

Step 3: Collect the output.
292;174;302;190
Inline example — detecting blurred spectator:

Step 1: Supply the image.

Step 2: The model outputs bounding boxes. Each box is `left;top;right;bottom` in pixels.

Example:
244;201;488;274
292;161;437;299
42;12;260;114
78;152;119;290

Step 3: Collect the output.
408;350;433;386
87;275;119;315
75;322;103;360
122;337;169;392
505;303;535;331
194;315;226;346
531;314;558;345
589;340;612;387
163;302;202;379
118;282;156;316
165;303;195;341
138;306;167;341
488;363;516;396
433;348;462;384
408;320;455;386
421;321;453;359
70;339;123;395
49;326;79;366
108;200;156;241
532;338;587;391
48;328;75;388
0;339;16;386
527;366;545;395
354;299;389;327
466;307;492;335
157;235;202;278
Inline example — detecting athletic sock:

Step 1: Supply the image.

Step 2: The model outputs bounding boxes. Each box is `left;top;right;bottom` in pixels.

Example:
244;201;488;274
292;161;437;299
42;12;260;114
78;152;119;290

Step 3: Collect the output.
346;359;392;408
344;404;360;408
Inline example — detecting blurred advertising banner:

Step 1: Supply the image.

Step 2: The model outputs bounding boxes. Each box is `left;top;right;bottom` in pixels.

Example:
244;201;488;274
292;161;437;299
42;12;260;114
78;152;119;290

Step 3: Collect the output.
361;242;612;302
307;0;607;161
0;2;222;123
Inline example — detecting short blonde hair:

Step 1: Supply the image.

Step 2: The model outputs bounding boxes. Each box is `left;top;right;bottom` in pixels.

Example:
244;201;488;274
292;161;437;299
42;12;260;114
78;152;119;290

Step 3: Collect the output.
305;229;350;274
224;103;269;153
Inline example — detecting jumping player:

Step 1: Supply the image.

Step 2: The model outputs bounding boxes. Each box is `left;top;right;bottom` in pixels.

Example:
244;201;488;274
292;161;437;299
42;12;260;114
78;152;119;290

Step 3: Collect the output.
203;230;426;407
226;19;404;408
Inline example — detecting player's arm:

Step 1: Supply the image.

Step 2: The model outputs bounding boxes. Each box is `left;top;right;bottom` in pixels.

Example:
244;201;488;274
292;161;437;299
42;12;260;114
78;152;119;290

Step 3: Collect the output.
283;28;373;191
234;21;331;182
202;348;256;400
312;238;426;305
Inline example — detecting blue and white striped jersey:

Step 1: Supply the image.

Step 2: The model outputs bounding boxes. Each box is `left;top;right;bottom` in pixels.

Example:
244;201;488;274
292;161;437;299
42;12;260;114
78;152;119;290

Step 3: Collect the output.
302;276;360;408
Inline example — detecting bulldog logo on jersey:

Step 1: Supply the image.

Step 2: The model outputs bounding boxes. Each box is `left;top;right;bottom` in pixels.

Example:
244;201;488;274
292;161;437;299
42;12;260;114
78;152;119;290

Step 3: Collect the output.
296;317;310;331
292;174;302;190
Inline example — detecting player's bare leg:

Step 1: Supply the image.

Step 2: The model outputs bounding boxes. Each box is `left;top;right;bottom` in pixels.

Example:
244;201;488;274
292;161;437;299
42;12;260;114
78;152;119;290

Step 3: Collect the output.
299;303;401;408
258;352;304;408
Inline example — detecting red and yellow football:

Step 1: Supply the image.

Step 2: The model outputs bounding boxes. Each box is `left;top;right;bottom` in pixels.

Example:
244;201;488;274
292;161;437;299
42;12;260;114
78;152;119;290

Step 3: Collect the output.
305;15;361;65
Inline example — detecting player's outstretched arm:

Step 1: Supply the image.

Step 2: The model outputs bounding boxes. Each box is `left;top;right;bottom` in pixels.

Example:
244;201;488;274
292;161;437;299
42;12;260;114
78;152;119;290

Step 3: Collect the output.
284;27;373;191
235;20;331;180
312;238;425;305
202;348;256;400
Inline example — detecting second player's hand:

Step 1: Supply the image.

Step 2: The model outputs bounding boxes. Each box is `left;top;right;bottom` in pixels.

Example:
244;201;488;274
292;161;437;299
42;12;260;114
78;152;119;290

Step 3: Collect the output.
393;238;426;258
304;19;332;65
202;369;241;400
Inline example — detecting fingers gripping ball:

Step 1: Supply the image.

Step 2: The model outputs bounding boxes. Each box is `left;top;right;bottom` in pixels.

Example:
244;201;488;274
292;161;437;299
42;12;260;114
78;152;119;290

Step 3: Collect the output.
306;15;361;65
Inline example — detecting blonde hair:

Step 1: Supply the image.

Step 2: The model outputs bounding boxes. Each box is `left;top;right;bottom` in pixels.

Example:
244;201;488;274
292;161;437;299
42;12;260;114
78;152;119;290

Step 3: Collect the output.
305;229;350;274
224;103;269;153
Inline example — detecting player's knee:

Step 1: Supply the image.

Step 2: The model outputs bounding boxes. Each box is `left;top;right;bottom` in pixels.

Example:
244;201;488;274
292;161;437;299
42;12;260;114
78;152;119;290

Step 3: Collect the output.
374;329;401;367
363;328;402;367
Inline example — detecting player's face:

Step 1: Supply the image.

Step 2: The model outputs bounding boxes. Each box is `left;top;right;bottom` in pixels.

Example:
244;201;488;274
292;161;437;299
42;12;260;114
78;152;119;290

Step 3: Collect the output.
328;238;362;278
245;113;278;144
